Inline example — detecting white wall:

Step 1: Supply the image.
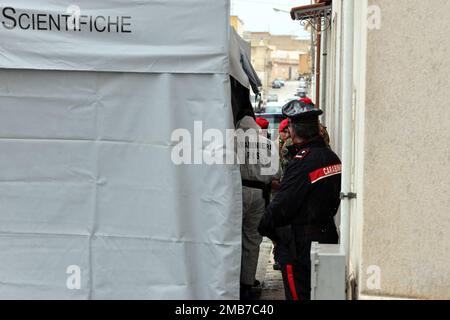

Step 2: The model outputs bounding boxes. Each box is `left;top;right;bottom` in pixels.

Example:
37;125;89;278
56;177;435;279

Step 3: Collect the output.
357;0;450;299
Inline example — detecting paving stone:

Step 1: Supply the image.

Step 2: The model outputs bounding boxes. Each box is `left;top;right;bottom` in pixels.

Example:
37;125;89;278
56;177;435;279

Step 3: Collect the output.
256;238;286;301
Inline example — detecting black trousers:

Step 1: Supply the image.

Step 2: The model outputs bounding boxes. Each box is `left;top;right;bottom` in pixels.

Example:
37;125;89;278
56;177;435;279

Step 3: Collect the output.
281;263;308;300
281;225;339;301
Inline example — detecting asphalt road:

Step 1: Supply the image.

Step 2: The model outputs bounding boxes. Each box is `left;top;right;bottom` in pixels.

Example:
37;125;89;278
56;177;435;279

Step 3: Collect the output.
268;80;303;103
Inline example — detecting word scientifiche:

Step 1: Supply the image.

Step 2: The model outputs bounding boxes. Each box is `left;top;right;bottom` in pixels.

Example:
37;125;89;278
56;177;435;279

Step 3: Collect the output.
1;7;132;33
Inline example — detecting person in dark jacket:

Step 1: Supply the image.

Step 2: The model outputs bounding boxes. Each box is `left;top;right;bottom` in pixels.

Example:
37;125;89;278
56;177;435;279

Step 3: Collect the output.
258;99;342;301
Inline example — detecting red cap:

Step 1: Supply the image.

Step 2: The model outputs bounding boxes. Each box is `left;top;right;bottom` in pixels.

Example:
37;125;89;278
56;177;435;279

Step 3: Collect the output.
256;117;270;129
299;97;313;105
279;118;289;133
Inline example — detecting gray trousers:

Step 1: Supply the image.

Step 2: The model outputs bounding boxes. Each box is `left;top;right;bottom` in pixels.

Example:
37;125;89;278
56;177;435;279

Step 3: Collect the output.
240;187;266;286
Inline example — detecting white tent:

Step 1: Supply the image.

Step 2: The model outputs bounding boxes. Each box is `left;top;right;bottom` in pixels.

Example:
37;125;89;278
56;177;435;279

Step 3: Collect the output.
0;0;252;299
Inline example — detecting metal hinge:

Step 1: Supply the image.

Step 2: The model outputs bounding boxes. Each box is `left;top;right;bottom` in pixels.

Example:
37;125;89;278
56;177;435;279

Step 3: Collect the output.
340;192;357;200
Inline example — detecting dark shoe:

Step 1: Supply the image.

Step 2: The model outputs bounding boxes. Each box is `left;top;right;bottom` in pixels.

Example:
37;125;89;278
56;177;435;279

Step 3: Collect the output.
273;262;281;271
240;283;263;300
240;284;253;300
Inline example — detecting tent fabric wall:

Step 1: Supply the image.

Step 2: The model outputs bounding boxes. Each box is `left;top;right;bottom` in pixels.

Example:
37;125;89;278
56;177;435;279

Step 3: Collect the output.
0;0;229;74
0;0;242;299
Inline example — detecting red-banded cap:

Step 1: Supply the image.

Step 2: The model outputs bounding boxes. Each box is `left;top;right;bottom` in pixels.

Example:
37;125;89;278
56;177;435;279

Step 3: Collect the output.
282;99;323;121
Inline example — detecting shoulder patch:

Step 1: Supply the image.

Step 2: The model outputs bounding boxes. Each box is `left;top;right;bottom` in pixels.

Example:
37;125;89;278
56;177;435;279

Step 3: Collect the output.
294;148;311;161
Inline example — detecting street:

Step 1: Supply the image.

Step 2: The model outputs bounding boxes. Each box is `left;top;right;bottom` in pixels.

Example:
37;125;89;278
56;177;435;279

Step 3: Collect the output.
268;80;310;104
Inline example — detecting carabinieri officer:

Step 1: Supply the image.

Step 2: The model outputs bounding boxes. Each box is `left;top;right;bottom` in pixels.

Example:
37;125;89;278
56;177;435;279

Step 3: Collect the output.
258;99;342;301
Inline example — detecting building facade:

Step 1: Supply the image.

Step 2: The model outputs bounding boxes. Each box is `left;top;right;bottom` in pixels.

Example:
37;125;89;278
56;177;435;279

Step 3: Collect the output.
271;50;306;81
250;43;273;91
318;0;450;300
292;0;450;299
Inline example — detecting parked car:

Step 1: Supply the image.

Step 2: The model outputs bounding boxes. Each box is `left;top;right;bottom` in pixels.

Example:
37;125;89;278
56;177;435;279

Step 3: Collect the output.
299;79;307;89
275;78;285;87
267;93;279;102
264;102;283;114
256;102;285;140
272;80;282;89
296;87;307;98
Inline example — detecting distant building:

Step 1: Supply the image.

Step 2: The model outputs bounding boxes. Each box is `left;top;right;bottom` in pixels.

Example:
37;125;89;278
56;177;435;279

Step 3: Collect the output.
298;53;311;77
271;50;306;81
245;31;312;84
230;15;244;38
250;42;273;91
268;34;310;53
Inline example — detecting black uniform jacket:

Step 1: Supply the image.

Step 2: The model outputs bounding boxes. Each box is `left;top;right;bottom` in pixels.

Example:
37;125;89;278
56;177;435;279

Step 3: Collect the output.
259;137;342;244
